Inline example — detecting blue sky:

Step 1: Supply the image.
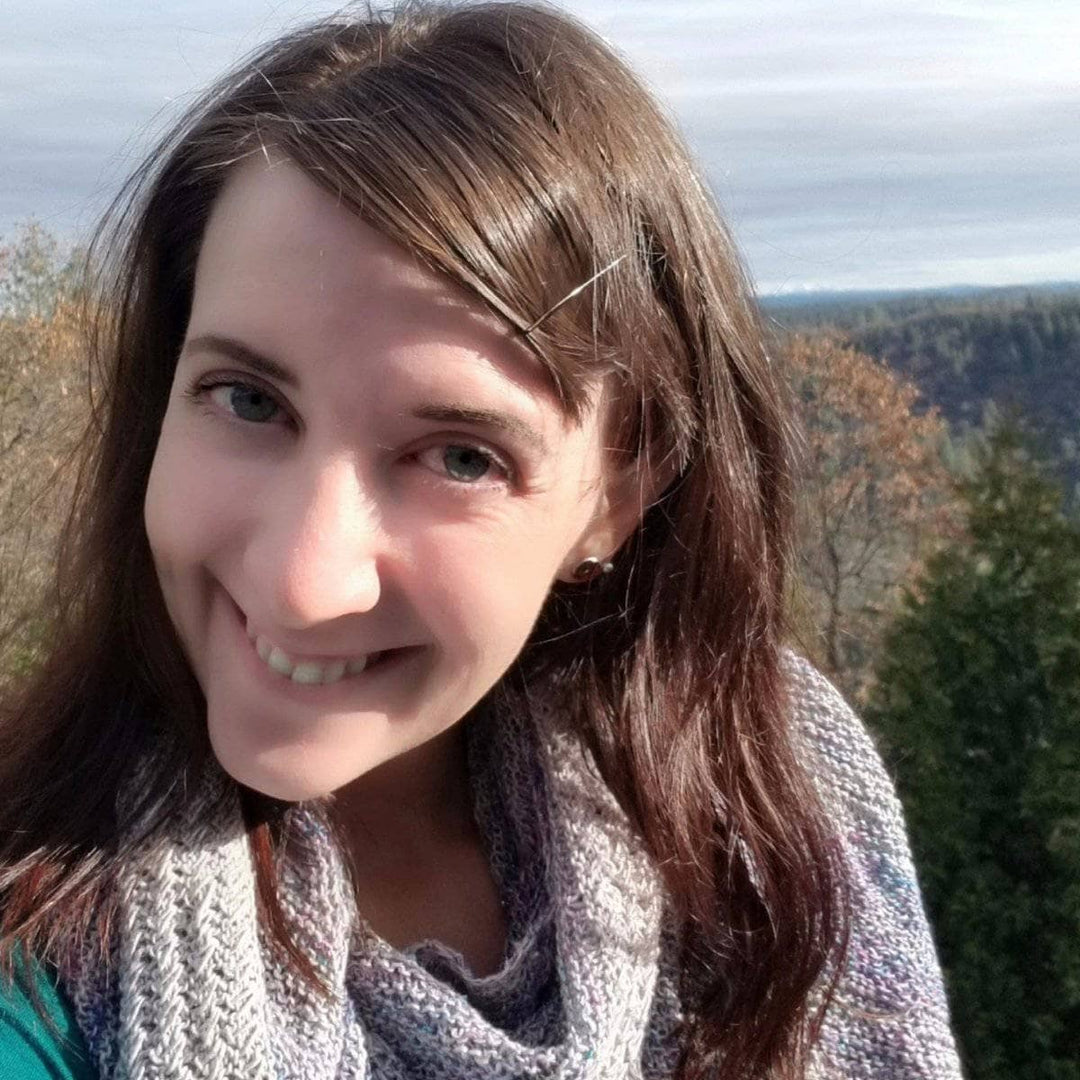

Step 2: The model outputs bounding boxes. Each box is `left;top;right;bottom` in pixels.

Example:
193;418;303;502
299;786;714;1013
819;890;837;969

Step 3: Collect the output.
3;0;1077;293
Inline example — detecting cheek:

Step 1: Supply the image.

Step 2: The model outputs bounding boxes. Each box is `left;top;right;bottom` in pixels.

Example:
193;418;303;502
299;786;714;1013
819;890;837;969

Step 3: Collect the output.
144;413;238;579
404;507;574;657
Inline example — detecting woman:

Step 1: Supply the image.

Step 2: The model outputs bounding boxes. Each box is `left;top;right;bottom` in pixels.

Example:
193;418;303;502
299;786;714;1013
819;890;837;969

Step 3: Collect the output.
0;2;962;1077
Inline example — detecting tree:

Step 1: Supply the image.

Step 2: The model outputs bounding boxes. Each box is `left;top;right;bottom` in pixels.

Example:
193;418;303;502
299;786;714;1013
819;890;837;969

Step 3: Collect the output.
781;333;958;700
0;221;82;319
866;426;1080;1080
0;226;88;676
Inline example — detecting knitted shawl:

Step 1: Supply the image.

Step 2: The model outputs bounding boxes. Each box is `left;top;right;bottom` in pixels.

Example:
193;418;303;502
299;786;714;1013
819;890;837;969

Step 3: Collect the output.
61;657;963;1078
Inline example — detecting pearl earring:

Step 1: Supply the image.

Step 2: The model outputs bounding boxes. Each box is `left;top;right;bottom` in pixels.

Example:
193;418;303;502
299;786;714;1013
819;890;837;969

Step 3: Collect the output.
572;556;615;582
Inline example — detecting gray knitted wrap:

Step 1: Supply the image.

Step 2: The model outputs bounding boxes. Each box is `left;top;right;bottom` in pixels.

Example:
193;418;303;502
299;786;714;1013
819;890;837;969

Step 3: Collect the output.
61;657;964;1078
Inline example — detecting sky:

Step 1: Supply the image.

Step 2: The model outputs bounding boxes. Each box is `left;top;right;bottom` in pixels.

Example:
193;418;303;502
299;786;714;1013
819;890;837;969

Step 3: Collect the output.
2;0;1077;294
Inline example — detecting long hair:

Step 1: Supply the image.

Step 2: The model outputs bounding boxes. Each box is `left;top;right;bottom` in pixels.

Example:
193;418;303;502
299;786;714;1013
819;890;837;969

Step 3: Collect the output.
0;3;849;1076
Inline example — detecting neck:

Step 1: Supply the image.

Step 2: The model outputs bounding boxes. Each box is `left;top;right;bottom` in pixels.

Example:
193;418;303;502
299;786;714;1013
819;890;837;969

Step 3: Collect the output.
329;721;476;861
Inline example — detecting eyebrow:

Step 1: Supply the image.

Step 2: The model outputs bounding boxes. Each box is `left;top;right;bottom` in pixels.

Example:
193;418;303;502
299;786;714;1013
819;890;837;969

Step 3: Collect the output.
182;334;299;388
182;333;549;455
409;404;549;456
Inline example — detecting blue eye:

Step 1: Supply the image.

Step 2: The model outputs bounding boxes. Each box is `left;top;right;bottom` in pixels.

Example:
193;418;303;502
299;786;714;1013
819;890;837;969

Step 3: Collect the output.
207;382;281;423
415;442;511;487
442;445;493;482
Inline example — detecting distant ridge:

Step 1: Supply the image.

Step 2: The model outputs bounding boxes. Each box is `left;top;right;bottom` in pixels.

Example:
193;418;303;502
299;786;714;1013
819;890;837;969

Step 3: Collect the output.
760;284;1080;499
759;281;1080;312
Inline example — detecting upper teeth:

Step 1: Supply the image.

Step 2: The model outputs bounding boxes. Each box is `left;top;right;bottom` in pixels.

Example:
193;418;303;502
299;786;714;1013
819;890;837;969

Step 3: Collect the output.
252;633;369;685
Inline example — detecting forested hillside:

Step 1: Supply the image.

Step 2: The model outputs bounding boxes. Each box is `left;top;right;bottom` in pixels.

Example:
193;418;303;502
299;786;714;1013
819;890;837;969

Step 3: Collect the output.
766;288;1080;491
765;285;1080;1078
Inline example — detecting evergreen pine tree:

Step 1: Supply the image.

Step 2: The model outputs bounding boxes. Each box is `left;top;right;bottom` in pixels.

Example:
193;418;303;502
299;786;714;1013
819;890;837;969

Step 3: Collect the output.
866;427;1080;1080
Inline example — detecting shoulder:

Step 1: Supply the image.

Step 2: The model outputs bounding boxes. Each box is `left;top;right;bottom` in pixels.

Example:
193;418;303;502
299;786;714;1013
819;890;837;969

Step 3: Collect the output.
781;652;964;1078
782;651;924;939
782;651;906;826
0;953;95;1080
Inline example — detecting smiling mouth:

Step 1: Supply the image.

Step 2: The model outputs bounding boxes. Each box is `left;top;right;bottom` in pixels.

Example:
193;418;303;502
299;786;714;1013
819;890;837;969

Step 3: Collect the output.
245;627;391;686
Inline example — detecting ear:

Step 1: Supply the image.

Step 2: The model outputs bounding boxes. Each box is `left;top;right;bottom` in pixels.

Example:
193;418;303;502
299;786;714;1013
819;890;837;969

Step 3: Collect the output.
555;445;680;583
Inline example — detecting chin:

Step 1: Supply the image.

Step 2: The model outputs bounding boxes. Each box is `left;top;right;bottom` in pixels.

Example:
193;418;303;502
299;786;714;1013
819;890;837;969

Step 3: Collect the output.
206;720;370;803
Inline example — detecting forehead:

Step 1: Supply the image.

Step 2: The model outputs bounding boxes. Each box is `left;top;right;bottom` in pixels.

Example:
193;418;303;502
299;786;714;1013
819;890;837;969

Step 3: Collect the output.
191;156;579;419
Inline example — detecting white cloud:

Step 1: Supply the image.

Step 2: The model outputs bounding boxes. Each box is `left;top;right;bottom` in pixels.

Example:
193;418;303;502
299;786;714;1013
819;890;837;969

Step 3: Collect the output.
2;0;1077;291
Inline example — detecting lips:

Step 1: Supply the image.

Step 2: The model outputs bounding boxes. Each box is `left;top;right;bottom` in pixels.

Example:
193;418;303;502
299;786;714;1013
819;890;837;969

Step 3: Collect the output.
240;612;383;686
252;633;373;684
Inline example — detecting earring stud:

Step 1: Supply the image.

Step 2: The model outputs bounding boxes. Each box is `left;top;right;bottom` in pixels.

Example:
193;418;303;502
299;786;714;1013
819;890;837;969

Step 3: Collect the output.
572;556;615;581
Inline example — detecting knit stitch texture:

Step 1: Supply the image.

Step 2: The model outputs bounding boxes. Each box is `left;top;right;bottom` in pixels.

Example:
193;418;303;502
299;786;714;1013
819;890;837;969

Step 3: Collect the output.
60;656;964;1078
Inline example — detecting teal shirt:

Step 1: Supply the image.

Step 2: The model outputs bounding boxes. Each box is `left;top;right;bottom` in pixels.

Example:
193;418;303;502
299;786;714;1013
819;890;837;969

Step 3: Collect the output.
0;956;94;1079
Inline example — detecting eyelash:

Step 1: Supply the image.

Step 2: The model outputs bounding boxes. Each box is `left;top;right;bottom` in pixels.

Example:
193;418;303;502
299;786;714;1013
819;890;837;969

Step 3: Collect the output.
184;377;517;489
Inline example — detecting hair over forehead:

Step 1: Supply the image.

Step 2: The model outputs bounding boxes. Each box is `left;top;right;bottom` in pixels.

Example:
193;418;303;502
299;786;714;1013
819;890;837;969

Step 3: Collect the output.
121;0;766;469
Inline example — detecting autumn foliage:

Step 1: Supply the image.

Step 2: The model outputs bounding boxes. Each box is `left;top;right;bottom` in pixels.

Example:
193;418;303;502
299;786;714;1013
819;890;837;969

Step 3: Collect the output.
0;225;89;676
780;333;959;700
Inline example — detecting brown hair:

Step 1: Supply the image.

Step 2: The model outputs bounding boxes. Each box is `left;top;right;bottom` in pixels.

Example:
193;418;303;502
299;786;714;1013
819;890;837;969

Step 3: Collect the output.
0;3;849;1076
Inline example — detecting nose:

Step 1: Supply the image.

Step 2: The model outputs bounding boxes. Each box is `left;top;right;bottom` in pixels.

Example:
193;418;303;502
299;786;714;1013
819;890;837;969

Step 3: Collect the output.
246;455;383;629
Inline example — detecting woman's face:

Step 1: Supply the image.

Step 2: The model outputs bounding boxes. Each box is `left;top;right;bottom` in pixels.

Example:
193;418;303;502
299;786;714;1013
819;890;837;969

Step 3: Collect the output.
144;156;628;801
